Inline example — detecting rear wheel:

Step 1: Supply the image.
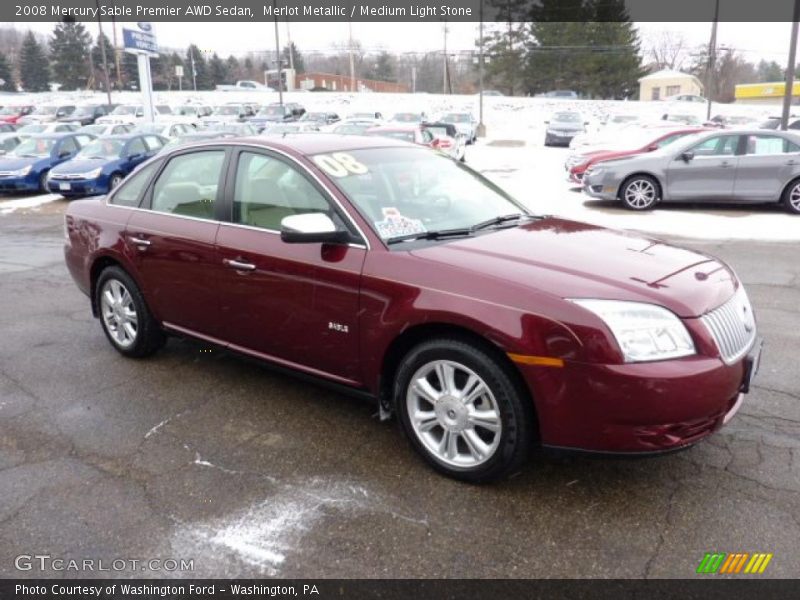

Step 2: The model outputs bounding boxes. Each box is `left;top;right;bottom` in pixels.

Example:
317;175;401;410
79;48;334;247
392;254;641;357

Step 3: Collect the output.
109;173;124;190
96;266;164;358
395;338;533;482
782;179;800;214
620;175;660;210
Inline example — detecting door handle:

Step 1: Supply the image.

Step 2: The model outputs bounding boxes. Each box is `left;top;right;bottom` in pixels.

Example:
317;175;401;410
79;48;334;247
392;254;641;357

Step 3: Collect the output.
720;161;733;168
129;236;150;247
223;258;256;271
786;160;797;166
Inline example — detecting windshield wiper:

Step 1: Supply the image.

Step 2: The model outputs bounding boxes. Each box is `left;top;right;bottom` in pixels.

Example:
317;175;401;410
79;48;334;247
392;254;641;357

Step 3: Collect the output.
470;213;534;232
386;227;474;244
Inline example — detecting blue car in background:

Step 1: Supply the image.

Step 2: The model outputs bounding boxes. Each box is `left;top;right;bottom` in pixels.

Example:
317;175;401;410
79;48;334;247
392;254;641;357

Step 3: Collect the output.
47;133;167;198
0;132;95;194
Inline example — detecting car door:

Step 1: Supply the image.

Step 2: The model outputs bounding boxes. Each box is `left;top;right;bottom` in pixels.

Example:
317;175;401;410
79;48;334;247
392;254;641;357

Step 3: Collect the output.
215;148;367;383
124;137;149;172
53;136;79;165
665;134;740;201
734;134;800;201
124;148;229;336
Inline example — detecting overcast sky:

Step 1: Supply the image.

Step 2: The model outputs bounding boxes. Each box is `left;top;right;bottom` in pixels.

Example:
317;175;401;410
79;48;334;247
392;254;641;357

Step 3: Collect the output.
10;21;797;64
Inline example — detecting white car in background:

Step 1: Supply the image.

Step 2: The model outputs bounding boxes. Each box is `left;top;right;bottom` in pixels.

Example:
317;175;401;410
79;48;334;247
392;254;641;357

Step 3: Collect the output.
438;112;478;144
16;122;79;137
132;122;196;140
159;104;213;126
96;104;174;125
77;123;134;137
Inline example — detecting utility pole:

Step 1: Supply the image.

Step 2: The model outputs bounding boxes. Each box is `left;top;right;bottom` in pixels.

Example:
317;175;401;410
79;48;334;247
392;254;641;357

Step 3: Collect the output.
286;20;294;72
477;0;486;137
94;0;113;105
190;47;197;91
705;0;720;121
442;20;448;94
782;0;800;130
274;0;283;106
348;21;356;92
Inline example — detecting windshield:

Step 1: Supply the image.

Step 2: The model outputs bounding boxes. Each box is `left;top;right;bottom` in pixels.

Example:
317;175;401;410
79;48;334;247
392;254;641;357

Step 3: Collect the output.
78;139;124;159
367;130;415;142
441;113;470;123
258;106;286;116
0;107;22;116
79;125;107;135
264;124;301;133
214;106;241;116
11;137;56;158
392;113;422;122
111;105;138;115
349;112;376;119
18;124;46;134
607;115;639;125
553;112;581;123
315;147;526;242
426;126;451;138
133;124;163;134
31;106;58;116
174;106;198;116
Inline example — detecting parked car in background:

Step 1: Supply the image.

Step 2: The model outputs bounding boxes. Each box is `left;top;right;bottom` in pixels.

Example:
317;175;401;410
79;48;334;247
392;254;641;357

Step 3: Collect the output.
661;113;704;126
758;116;800;130
0;133;22;156
541;90;579;99
365;124;436;146
332;120;381;135
438;112;478;144
389;112;427;124
544;111;587;146
60;103;117;126
583;129;800;213
247;103;305;131
422;121;466;162
78;123;134;137
565;127;707;183
160;104;213;126
63;135;761;482
47;133;166;198
201;104;257;128
0;123;19;133
0;132;94;193
132;122;195;140
347;111;384;121
18;104;76;125
260;122;320;135
704;115;759;129
17;122;79;137
0;105;34;124
159;130;239;153
96;104;174;125
300;111;341;126
202;122;259;136
216;80;275;92
665;94;707;104
481;90;504;96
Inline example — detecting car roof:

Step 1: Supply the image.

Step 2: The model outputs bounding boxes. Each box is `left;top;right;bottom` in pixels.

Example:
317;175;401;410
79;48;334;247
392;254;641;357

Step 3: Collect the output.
173;133;413;156
27;132;77;140
367;125;419;132
97;134;140;141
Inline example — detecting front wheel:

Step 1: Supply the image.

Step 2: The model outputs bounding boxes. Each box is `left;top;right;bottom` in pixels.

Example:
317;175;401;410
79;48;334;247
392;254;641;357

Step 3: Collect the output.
109;173;124;190
96;266;165;358
782;179;800;214
620;175;660;210
39;170;49;193
395;338;534;482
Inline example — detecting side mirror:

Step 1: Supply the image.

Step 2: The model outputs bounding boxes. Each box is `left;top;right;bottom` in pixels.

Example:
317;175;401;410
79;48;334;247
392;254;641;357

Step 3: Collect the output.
128;152;143;160
280;213;350;244
646;144;658;152
680;151;694;162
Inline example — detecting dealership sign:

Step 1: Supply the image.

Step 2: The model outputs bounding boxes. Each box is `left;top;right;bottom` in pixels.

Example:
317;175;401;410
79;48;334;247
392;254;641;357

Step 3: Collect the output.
122;22;159;57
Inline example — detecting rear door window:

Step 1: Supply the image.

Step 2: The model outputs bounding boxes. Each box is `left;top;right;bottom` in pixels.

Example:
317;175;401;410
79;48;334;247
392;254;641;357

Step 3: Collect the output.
151;150;225;220
109;162;160;207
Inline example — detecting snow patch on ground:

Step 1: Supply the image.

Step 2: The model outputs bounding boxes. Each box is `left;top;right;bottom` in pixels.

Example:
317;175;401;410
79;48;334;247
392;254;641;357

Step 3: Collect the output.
0;194;62;215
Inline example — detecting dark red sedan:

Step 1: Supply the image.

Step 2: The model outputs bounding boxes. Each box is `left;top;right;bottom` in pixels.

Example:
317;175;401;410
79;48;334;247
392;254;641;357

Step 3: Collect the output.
64;135;762;482
565;127;708;184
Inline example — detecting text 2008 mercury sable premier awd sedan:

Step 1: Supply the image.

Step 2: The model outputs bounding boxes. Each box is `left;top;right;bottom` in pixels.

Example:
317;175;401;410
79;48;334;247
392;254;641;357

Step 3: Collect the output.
64;134;762;482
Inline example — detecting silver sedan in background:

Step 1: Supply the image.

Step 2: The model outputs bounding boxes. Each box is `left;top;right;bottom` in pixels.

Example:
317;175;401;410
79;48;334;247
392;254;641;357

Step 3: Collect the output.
583;129;800;213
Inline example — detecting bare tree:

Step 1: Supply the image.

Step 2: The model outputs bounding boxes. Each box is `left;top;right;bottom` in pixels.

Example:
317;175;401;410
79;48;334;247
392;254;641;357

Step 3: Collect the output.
645;31;688;71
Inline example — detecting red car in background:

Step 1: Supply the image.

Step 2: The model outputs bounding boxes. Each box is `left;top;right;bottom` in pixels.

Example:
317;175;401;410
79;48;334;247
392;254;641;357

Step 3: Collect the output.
0;105;35;124
365;124;436;147
565;127;708;184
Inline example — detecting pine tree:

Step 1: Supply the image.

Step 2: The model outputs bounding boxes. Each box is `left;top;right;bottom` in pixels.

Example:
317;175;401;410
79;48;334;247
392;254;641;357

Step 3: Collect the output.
0;51;15;92
583;1;643;99
186;45;211;90
283;43;305;74
91;32;116;92
19;31;50;92
50;21;92;90
208;53;227;86
225;55;240;83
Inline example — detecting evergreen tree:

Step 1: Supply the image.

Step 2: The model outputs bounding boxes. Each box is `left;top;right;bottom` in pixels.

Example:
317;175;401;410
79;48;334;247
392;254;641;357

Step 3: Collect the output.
50;21;92;90
225;55;240;82
583;1;642;99
91;32;116;92
283;43;305;74
19;31;50;92
186;45;211;90
208;53;227;86
485;0;529;95
372;51;395;81
756;60;783;82
0;51;15;92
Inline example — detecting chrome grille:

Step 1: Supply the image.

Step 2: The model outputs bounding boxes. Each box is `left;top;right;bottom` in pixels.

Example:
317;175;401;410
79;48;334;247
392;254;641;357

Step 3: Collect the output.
700;286;756;364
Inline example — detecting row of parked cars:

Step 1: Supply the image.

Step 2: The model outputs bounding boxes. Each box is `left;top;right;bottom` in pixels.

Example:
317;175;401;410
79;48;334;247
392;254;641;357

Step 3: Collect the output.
0;99;481;199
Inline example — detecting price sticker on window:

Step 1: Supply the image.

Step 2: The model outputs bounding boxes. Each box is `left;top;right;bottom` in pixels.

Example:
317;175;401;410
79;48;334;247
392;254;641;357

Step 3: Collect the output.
313;153;368;177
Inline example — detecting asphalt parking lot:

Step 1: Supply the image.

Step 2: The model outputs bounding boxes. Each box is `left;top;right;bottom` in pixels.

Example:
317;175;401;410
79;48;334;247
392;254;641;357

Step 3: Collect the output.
1;196;799;579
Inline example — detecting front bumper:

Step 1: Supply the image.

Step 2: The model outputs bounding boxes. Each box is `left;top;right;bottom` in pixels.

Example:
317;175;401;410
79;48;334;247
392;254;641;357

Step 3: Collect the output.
519;342;761;453
0;175;40;192
545;131;579;146
582;172;619;200
47;176;107;197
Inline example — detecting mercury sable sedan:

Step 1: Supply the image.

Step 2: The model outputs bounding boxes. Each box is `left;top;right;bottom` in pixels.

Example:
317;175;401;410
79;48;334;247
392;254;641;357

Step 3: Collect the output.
583;129;800;213
64;135;762;482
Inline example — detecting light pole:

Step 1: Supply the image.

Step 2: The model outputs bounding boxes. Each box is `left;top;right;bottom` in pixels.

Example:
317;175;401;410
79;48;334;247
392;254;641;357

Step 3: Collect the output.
782;0;800;130
94;0;112;105
348;21;356;92
705;0;720;121
273;0;283;106
477;0;486;137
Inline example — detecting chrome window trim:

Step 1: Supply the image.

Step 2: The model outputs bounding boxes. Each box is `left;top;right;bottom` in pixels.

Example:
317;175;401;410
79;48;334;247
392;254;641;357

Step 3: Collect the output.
106;140;371;249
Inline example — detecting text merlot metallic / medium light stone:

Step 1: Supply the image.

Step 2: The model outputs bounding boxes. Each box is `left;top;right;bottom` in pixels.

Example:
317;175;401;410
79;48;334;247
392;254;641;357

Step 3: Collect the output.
359;5;474;17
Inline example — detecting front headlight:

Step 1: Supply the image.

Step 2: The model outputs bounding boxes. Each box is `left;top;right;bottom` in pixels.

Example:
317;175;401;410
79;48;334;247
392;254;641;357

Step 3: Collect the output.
11;165;33;177
585;166;603;177
83;168;103;179
570;299;696;362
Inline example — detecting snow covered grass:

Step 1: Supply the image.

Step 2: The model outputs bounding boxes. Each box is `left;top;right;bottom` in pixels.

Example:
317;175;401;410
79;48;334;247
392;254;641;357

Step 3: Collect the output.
0;193;63;215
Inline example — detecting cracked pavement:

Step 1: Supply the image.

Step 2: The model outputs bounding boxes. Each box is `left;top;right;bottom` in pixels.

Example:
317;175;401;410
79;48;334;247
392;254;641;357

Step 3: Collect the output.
0;200;798;579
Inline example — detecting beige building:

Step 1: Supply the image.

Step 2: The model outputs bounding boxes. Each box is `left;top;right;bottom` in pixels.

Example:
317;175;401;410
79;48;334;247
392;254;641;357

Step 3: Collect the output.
638;69;704;101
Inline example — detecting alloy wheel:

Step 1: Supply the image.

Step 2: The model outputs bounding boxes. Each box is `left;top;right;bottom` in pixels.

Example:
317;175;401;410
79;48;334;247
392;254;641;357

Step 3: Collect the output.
100;279;138;348
624;179;657;209
790;184;800;212
406;359;502;468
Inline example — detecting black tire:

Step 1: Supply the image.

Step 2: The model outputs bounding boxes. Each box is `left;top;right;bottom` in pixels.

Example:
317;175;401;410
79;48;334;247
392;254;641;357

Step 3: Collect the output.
782;178;800;214
620;174;661;211
109;172;124;190
95;266;165;358
394;337;534;483
39;170;49;193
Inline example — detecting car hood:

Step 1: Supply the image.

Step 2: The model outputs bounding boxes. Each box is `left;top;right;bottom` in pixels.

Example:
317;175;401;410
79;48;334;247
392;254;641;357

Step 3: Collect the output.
408;218;736;318
549;123;584;131
0;156;40;171
51;158;113;174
